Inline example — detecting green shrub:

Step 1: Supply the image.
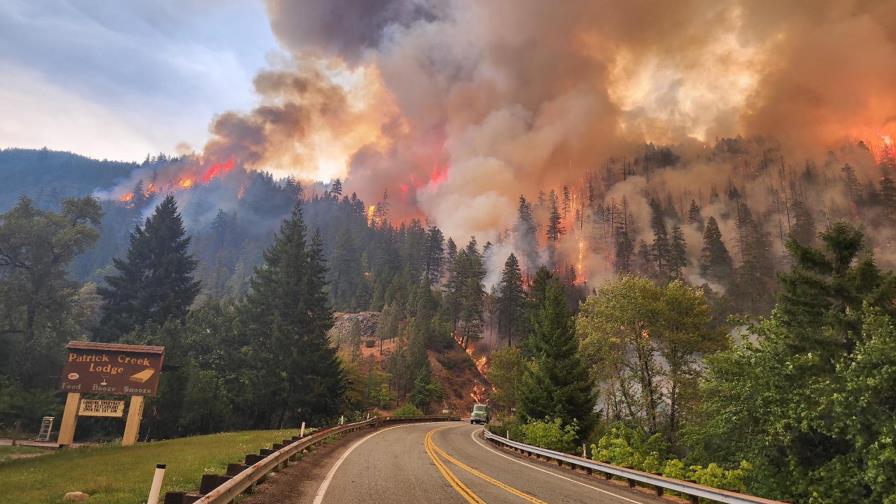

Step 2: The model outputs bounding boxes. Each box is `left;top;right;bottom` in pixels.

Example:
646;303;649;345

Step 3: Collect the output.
590;423;668;472
690;461;752;492
392;403;424;418
661;458;688;480
520;418;578;452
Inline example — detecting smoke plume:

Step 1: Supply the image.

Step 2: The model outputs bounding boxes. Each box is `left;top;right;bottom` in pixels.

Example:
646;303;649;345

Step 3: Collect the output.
140;0;896;283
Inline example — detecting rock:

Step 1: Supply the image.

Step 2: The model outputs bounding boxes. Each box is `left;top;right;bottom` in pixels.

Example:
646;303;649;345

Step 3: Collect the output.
63;491;89;502
328;311;380;345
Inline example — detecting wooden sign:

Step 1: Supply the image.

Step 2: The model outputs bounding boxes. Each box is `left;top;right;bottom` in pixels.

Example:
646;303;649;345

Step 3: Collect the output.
78;399;125;417
60;342;165;397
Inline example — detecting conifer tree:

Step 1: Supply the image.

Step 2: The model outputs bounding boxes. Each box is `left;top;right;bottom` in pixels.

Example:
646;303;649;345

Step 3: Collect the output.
790;198;816;245
497;253;526;347
880;176;896;220
649;198;672;282
423;226;445;285
842;164;861;205
241;200;344;426
547;190;563;242
518;280;595;437
330;227;361;310
733;203;776;315
515;196;538;272
670;224;688;280
699;216;734;288
687;199;703;231
330;178;342;198
98;195;199;341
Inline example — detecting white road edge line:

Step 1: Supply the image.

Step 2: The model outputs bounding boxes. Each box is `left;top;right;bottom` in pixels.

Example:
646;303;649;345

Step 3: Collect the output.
311;423;434;504
469;428;646;504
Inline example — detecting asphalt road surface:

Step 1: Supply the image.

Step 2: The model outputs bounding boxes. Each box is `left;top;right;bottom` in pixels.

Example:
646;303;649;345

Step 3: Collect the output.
308;421;666;504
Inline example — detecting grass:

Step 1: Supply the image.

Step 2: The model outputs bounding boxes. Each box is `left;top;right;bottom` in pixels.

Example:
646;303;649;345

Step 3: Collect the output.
0;445;49;463
0;428;297;504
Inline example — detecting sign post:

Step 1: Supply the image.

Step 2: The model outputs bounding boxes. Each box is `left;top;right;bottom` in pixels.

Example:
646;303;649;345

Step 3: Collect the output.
57;392;81;446
122;395;145;446
57;342;164;447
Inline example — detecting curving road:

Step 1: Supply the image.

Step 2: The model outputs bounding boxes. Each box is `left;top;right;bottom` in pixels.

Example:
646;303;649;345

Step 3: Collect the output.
307;421;665;504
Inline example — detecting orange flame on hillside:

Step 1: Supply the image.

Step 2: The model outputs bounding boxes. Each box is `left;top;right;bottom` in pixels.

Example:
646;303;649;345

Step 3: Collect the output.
115;157;237;205
201;158;235;183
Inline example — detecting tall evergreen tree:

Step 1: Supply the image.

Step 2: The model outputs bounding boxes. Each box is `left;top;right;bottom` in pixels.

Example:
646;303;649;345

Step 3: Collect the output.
241;200;345;426
880;176;896;220
423;226;445;285
699;217;734;288
546;190;563;242
518;280;595;437
687;199;703;231
733;203;776;315
497;253;526;347
98;195;199;341
790;198;816;245
330;227;361;310
515;196;539;273
670;224;688;280
649;198;672;282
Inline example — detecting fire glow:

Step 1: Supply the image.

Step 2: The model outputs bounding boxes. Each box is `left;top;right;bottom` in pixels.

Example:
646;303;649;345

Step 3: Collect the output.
117;157;236;205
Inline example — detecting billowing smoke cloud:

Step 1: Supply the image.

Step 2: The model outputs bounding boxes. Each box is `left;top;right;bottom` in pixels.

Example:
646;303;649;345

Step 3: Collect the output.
179;0;896;253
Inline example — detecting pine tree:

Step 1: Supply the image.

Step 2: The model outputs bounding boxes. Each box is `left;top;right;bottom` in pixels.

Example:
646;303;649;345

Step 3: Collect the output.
459;238;486;348
649;198;671;282
842;164;861;206
699;216;733;288
547;190;563;242
330;178;343;198
423;226;445;285
241;200;345;426
687;199;703;231
880;176;896;220
515;196;538;273
98;195;199;341
733;203;776;315
330;227;361;310
670;225;688;280
790;199;815;245
518;280;595;437
497;254;526;347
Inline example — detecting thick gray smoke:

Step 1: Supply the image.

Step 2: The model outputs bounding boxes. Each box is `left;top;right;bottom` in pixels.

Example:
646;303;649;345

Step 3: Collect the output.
176;0;896;281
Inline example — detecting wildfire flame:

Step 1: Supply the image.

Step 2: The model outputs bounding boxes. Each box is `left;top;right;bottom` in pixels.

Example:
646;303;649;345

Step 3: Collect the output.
115;157;237;205
470;383;487;404
201;158;235;183
367;205;377;226
576;237;585;284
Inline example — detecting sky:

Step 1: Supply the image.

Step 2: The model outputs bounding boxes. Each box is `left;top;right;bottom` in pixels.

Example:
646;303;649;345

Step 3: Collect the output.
0;0;278;161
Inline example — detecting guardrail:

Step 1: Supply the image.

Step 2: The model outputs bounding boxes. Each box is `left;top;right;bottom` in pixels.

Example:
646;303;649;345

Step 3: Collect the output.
164;415;457;504
482;430;785;504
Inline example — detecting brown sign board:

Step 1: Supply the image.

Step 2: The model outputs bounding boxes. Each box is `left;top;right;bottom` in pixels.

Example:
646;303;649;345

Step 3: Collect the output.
60;342;165;397
78;399;125;417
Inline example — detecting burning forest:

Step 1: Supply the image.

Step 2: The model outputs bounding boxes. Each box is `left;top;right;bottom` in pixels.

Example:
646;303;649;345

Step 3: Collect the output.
6;3;896;501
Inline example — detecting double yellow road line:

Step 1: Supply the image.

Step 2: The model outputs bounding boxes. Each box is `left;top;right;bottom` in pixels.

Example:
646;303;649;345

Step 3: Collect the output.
424;426;547;504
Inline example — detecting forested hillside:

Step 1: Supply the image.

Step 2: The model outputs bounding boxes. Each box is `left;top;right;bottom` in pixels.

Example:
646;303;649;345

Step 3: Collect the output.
4;137;896;501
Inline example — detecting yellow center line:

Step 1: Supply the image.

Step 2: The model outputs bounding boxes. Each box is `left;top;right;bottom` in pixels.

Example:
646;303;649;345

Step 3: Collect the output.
425;428;486;504
426;426;548;504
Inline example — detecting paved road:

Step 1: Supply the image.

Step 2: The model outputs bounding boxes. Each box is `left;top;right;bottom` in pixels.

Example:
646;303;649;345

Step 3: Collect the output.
311;421;665;504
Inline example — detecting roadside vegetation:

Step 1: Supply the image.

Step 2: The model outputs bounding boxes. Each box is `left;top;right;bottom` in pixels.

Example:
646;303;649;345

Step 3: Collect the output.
488;222;896;502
